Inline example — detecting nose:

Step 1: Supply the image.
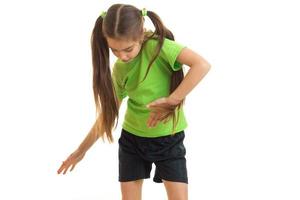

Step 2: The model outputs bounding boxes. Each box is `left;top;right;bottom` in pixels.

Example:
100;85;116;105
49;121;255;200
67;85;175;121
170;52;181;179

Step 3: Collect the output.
118;52;128;61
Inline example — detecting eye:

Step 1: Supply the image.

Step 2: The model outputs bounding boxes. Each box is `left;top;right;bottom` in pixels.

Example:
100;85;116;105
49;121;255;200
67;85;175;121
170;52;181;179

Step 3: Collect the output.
124;48;133;52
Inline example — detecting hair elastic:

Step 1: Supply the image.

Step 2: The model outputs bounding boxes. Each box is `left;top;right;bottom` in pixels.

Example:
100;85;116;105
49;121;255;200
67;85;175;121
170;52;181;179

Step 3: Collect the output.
141;8;147;16
100;11;107;18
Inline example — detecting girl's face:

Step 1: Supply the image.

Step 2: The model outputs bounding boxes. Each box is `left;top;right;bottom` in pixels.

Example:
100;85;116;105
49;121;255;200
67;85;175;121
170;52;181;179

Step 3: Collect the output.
106;37;143;63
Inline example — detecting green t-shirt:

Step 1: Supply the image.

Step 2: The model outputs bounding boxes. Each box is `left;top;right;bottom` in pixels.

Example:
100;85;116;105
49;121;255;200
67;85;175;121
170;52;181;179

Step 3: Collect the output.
112;37;188;137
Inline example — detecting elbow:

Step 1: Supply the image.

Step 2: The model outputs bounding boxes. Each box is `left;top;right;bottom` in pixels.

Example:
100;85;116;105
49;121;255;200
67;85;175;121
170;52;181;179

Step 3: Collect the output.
201;60;211;76
203;60;211;71
195;61;211;80
196;61;211;74
206;63;211;74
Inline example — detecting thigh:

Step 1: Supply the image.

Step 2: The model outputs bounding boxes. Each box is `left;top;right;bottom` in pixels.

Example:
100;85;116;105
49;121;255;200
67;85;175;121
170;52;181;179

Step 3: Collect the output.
118;130;152;182
153;132;188;183
121;179;144;200
163;180;188;200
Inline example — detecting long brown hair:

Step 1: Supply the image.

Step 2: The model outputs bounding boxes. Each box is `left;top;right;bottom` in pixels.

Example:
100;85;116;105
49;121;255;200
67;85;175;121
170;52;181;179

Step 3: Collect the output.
90;4;184;142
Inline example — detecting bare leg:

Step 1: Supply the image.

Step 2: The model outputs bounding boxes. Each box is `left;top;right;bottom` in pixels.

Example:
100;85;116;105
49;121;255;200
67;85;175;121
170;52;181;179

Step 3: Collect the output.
120;179;144;200
163;180;188;200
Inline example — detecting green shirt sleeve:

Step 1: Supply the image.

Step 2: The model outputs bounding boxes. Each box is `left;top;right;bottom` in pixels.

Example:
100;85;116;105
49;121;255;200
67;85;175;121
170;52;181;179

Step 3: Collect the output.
112;64;127;100
160;38;186;71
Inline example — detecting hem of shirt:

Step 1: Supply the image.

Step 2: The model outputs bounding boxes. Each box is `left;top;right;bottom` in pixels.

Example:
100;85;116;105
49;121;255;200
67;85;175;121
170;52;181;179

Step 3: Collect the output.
122;123;188;138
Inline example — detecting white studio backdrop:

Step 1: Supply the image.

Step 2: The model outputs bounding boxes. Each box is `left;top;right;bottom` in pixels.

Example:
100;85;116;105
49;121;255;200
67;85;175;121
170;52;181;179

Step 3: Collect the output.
0;0;299;199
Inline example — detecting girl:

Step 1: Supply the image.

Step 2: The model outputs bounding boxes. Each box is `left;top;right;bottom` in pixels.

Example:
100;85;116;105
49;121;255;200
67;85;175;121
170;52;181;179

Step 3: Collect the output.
57;3;210;200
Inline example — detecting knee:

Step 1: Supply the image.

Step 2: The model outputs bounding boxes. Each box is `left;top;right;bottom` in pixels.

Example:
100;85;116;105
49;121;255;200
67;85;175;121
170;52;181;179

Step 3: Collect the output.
164;180;188;200
168;196;188;200
121;180;143;200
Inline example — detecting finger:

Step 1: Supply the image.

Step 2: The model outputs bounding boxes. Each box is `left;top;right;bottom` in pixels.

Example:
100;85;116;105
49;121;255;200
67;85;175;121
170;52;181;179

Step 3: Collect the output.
149;104;176;112
151;113;161;127
147;100;159;107
149;113;160;127
153;113;166;127
62;162;72;175
57;161;66;174
160;112;171;121
57;164;63;174
163;116;171;124
147;106;170;127
70;163;77;172
153;111;172;126
148;112;157;127
147;113;152;127
152;120;158;127
63;167;69;175
149;109;170;127
148;102;165;108
153;98;166;105
147;115;155;127
151;105;172;114
147;116;155;128
148;98;167;107
147;112;156;127
147;102;155;108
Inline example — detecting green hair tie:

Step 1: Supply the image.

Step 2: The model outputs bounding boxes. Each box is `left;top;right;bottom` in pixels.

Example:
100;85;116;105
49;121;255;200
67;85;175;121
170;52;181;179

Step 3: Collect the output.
100;11;107;18
141;8;147;17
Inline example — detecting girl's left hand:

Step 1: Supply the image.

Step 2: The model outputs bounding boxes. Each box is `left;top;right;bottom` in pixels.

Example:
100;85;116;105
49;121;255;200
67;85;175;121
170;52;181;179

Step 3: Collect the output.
146;96;181;128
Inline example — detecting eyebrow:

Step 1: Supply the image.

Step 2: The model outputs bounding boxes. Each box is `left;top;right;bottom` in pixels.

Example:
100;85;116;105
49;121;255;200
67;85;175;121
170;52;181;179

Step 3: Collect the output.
110;45;134;51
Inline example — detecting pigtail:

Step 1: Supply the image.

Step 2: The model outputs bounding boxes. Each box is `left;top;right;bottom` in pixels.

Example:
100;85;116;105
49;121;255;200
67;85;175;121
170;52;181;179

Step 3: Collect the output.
146;10;185;134
91;16;119;142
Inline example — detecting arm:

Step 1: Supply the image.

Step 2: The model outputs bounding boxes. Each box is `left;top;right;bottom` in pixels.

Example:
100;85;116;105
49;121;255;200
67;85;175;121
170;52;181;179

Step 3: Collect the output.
146;48;210;128
76;113;103;153
77;99;123;153
57;99;123;175
169;47;211;102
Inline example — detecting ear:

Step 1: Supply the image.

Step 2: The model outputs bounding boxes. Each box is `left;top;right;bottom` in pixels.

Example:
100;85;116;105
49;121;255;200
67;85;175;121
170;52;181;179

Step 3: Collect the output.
140;31;146;44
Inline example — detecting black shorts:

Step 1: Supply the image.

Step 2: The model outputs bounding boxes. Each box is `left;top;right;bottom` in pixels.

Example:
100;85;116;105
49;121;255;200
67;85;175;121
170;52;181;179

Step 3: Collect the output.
118;129;188;184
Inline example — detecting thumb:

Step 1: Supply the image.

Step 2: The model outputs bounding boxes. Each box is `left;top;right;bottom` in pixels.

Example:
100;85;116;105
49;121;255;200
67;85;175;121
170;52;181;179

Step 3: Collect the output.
146;101;155;108
147;98;166;107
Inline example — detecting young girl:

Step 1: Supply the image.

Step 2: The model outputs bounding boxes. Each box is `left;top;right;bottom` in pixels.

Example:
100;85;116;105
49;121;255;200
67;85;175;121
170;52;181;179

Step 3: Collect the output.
57;3;210;200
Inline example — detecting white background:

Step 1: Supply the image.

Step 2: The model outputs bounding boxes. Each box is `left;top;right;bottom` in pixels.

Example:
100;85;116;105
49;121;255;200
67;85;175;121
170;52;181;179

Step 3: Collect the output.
0;0;299;199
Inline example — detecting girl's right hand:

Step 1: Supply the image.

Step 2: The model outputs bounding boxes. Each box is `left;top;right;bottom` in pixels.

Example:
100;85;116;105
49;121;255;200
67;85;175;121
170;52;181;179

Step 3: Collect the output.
57;149;86;175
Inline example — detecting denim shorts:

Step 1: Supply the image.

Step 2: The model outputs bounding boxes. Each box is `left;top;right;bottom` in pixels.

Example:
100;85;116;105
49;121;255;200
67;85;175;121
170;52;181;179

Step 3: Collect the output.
118;129;188;183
